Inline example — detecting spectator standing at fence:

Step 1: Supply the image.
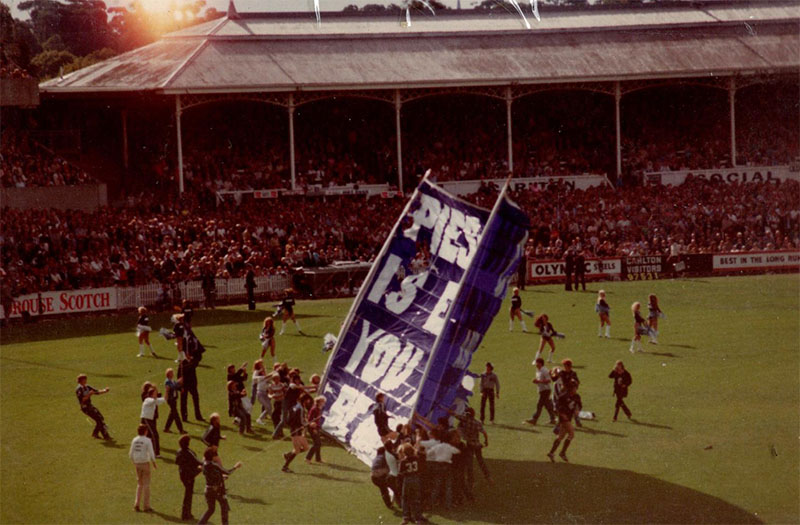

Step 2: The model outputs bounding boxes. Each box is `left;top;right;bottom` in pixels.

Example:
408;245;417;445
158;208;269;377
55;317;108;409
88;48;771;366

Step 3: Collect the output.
609;360;633;422
574;249;586;291
245;265;256;310
136;306;157;358
129;424;157;513
479;362;500;424
564;248;575;291
75;374;111;440
201;267;216;309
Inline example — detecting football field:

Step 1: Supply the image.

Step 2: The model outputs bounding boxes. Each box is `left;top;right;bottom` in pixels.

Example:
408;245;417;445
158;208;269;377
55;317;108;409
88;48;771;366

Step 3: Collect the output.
1;274;798;524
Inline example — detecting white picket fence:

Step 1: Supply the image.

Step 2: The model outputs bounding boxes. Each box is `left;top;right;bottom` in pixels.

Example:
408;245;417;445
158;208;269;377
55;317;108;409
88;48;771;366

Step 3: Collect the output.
119;275;292;309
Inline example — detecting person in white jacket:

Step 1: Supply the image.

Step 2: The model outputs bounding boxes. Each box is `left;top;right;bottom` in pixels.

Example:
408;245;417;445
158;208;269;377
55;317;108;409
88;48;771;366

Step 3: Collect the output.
129;424;157;512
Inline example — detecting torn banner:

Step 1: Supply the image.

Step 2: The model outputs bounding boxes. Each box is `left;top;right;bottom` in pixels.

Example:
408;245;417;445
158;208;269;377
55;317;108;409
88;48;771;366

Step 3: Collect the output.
320;180;529;464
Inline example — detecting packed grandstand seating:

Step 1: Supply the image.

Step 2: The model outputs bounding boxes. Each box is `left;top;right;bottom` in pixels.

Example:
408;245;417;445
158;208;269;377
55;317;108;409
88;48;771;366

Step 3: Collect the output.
2;175;798;298
2;80;798;298
1;130;96;188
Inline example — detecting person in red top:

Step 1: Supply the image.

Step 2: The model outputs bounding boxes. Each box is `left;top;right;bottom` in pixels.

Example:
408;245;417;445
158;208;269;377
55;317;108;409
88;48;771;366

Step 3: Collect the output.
305;396;327;464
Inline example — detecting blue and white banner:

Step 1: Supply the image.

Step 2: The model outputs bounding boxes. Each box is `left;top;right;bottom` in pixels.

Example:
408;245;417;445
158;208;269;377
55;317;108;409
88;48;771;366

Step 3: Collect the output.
320;179;529;464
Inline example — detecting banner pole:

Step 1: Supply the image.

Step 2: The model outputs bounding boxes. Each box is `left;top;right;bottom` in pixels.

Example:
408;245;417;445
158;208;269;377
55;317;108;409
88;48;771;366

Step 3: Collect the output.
409;177;514;420
318;170;432;393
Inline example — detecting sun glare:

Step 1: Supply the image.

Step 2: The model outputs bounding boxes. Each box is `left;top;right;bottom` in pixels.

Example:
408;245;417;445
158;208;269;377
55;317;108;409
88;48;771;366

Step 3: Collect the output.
137;0;198;23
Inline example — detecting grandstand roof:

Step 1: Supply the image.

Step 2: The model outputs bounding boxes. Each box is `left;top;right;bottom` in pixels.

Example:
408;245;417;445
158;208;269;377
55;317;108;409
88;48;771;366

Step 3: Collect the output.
40;1;800;95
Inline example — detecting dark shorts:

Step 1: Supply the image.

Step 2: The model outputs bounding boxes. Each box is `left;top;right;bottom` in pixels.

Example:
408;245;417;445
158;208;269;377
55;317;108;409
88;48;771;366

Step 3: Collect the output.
377;425;391;437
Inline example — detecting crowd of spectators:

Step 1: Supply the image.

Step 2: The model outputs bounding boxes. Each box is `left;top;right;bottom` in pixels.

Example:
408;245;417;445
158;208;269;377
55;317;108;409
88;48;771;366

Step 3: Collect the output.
0;191;404;298
1;130;96;188
509;177;800;260
2;174;798;299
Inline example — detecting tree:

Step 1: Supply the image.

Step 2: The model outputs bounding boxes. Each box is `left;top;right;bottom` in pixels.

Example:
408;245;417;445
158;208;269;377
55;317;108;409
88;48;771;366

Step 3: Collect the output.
31;48;76;78
18;0;115;57
0;3;41;72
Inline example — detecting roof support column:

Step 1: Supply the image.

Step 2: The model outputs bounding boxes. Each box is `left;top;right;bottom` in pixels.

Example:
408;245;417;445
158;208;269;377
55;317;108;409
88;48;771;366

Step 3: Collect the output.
288;93;296;191
729;77;737;167
121;109;129;170
175;95;184;194
506;86;514;175
614;81;622;181
395;89;404;194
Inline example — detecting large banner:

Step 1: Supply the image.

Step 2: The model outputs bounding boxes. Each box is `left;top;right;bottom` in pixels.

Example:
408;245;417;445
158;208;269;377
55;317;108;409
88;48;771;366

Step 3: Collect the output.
645;166;799;186
526;258;622;283
320;180;528;464
1;288;117;318
713;251;800;271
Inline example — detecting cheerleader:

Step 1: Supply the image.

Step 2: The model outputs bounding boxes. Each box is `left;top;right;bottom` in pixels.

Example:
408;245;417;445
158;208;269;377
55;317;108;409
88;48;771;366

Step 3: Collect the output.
630;302;648;354
595;290;611;338
509;288;529;332
647;294;663;344
277;290;303;336
260;317;276;361
136;306;157;358
534;314;562;363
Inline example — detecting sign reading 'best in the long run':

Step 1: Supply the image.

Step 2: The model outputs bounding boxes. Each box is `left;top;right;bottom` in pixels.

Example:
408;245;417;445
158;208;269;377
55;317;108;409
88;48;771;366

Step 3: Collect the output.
320;180;529;464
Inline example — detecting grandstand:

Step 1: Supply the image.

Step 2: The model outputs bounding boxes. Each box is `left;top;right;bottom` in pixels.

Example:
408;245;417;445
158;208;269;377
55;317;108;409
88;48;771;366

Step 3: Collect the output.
1;0;798;319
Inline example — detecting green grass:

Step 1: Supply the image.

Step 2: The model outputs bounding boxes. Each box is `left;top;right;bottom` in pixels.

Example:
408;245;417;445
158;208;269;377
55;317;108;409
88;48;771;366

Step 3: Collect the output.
1;274;798;524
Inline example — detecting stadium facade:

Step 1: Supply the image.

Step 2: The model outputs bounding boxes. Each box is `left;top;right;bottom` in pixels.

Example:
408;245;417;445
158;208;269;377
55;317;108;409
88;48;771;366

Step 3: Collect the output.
38;0;799;193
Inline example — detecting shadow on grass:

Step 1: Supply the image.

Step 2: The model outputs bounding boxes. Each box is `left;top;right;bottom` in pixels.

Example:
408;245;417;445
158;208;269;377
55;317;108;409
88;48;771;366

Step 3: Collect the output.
433;458;760;524
295;471;360;483
100;439;125;450
664;343;697;349
493;423;541;434
228;493;269;505
0;309;327;345
323;462;364;473
0;356;132;379
149;509;186;523
628;418;673;430
647;351;681;358
575;426;627;438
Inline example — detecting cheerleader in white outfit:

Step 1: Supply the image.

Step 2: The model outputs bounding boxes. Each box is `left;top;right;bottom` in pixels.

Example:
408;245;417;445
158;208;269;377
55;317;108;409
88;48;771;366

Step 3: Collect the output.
595;290;611;338
136;306;157;357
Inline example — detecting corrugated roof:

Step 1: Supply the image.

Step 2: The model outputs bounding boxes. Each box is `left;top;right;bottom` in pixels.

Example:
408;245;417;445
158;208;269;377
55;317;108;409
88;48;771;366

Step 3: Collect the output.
40;2;800;95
